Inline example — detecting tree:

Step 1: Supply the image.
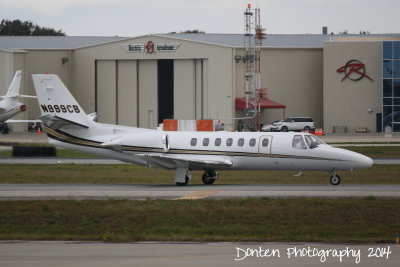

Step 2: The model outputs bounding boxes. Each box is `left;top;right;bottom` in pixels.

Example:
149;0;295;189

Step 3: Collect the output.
0;19;65;36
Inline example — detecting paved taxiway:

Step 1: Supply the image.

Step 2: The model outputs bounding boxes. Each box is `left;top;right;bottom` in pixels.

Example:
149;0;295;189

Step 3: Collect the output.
0;184;399;200
0;241;398;267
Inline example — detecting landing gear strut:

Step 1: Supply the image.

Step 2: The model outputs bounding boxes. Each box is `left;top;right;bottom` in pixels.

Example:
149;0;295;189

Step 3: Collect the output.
175;168;192;186
202;170;218;185
330;174;341;185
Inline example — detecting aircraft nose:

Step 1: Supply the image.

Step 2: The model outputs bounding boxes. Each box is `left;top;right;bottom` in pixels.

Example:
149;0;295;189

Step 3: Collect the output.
355;154;373;169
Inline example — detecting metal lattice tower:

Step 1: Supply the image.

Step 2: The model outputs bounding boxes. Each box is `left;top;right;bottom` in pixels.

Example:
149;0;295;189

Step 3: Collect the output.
243;3;266;130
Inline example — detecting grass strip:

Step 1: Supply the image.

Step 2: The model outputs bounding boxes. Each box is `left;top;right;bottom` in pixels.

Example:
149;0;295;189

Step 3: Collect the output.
0;164;398;184
0;198;398;243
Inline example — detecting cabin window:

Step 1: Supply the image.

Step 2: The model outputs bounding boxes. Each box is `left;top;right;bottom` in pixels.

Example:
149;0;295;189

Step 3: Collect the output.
262;138;269;147
226;138;233;146
203;138;209;146
292;135;307;149
249;138;256;147
190;138;197;146
238;138;244;147
305;135;324;149
215;138;222;146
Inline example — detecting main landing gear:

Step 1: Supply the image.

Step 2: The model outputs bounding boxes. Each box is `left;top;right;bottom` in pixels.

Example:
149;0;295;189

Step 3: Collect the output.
330;173;341;185
175;168;192;186
174;168;218;186
202;170;218;185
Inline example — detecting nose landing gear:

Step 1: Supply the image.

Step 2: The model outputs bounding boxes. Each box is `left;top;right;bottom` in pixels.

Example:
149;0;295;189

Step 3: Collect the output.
202;170;218;185
330;173;341;185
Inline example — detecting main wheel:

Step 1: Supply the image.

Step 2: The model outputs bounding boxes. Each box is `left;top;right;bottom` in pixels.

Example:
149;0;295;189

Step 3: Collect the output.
304;126;311;131
330;174;341;185
202;171;218;185
281;126;288;132
176;175;189;186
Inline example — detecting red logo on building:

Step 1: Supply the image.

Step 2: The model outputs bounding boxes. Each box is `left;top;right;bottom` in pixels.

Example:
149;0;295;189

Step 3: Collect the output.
145;41;155;54
337;60;373;82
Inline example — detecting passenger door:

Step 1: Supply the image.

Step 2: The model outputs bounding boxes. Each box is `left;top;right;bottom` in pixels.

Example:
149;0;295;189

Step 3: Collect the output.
258;135;273;155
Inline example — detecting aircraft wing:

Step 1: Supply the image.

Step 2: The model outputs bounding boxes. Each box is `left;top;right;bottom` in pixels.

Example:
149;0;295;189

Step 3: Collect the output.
138;153;233;170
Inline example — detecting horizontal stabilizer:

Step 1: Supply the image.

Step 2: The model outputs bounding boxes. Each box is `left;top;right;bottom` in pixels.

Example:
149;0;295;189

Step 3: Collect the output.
39;114;89;129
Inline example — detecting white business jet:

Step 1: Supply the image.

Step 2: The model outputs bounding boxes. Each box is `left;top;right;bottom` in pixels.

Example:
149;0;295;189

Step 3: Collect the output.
32;74;373;186
0;70;37;123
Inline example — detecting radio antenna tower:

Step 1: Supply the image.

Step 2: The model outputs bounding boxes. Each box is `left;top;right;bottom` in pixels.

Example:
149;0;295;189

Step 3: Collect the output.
243;3;266;131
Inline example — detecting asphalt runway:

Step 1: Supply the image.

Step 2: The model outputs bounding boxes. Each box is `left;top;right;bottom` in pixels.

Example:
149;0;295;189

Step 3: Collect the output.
0;157;399;164
0;241;398;267
0;184;399;200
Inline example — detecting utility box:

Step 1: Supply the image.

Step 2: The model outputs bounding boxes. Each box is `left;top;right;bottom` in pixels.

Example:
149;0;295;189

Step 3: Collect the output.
163;119;178;131
197;120;214;131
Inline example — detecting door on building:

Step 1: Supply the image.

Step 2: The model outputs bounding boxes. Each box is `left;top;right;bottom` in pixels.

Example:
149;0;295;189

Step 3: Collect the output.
158;60;174;125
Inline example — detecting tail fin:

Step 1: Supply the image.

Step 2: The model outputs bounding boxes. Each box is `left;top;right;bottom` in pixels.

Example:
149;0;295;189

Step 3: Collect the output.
32;74;91;129
4;70;22;97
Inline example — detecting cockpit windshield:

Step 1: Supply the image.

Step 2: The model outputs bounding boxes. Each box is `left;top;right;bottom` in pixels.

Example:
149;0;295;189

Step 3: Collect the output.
304;135;325;149
292;135;307;149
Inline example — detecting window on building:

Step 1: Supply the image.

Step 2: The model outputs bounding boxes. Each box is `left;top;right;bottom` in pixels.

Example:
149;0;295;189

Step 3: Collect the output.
215;138;221;146
226;138;233;146
383;42;393;59
190;138;197;146
383;60;393;79
394;42;400;59
382;41;400;132
383;79;392;97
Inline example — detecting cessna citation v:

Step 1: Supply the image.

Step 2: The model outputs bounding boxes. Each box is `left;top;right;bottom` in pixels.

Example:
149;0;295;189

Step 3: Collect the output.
32;74;373;186
0;71;37;123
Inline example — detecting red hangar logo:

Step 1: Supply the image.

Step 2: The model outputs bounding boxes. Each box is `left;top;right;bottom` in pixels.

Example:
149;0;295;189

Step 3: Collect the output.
145;41;155;54
336;59;373;82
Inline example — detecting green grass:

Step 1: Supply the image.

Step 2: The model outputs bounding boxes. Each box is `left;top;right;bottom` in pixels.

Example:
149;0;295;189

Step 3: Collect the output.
0;198;398;243
0;164;398;184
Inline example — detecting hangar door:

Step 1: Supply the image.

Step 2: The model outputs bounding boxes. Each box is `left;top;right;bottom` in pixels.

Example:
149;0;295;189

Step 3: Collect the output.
96;60;138;126
96;59;206;128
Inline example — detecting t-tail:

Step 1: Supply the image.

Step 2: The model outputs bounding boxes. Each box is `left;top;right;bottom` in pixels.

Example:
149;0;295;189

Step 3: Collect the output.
32;74;91;129
3;70;22;98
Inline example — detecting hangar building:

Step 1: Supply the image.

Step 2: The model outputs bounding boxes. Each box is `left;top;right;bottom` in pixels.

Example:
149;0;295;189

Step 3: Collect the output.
1;33;399;133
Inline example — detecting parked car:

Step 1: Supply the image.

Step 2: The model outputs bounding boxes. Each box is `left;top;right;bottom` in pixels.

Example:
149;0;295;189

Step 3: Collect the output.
270;117;315;132
261;120;282;132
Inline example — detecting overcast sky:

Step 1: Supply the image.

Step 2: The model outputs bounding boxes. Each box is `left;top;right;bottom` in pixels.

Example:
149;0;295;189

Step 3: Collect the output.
0;0;398;37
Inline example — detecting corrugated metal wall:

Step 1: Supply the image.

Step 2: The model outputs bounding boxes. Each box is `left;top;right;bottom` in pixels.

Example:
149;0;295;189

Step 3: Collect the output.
235;48;324;128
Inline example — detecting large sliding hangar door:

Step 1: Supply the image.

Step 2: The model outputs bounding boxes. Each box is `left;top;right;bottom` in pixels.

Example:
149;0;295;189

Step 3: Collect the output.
95;59;207;129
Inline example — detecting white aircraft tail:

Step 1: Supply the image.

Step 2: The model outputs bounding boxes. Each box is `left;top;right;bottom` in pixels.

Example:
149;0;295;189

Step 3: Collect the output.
4;70;22;97
32;74;91;129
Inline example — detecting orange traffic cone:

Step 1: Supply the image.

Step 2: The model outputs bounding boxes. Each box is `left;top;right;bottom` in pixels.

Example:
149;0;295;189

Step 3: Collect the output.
315;128;324;135
37;127;42;135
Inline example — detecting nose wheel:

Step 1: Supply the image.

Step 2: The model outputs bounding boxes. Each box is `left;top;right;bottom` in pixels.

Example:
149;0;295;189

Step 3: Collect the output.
330;174;341;185
202;170;218;185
